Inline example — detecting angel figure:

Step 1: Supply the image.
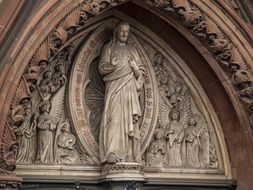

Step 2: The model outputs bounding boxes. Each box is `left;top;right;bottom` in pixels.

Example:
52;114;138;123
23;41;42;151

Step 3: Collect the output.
158;75;170;99
164;93;191;167
36;101;60;164
38;70;53;100
16;107;36;164
153;53;166;80
52;61;67;92
185;114;210;168
147;126;166;167
167;82;185;109
54;119;80;165
164;109;185;167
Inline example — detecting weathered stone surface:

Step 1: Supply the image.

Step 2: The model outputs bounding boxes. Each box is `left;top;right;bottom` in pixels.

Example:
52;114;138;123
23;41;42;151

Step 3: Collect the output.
0;0;253;189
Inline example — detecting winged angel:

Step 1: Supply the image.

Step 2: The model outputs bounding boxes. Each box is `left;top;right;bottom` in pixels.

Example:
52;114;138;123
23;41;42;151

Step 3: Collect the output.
157;78;210;168
16;61;67;164
35;84;66;164
163;93;191;167
185;113;210;168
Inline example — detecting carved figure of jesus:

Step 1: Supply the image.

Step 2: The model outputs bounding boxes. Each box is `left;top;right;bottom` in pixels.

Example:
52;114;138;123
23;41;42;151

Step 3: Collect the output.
99;22;145;164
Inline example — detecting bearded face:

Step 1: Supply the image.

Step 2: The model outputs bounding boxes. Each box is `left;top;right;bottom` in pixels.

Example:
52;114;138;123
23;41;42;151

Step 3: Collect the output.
117;24;130;43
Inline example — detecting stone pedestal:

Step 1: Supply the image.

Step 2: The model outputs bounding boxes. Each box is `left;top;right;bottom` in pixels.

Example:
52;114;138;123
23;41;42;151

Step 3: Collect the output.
100;162;146;190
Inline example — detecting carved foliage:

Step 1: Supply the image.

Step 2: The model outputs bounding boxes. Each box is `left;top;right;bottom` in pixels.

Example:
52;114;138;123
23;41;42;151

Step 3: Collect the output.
2;0;252;181
151;0;253;132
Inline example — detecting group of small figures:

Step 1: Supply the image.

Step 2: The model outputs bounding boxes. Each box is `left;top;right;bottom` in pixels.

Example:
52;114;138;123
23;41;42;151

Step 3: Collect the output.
146;111;211;168
146;53;217;168
16;56;80;165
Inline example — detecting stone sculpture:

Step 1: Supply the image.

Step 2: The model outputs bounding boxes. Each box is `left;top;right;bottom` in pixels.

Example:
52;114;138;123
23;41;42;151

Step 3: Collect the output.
185;115;201;167
147;126;166;167
55;119;80;164
99;22;145;164
36;101;59;164
164;108;185;167
16;107;36;164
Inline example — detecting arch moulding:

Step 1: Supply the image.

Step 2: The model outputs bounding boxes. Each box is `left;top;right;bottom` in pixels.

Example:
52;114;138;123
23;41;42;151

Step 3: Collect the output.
0;0;252;189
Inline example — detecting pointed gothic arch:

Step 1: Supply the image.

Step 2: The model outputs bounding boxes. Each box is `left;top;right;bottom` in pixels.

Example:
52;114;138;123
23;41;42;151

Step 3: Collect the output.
0;0;252;189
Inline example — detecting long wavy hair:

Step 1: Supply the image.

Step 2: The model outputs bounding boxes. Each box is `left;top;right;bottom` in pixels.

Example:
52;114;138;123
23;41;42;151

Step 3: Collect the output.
110;21;130;61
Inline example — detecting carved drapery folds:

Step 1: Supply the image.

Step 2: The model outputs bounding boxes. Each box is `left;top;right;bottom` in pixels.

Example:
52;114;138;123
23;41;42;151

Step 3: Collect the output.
1;0;252;187
7;18;224;189
15;46;82;166
146;51;217;168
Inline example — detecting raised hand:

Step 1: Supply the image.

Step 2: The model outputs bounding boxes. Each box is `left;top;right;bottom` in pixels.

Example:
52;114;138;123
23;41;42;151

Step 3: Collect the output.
128;57;138;70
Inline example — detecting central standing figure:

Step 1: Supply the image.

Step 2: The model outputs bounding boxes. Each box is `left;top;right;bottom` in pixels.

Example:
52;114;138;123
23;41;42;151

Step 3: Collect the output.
99;22;145;164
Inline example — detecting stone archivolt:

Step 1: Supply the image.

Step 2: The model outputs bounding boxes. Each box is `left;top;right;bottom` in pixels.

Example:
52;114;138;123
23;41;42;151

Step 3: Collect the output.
9;16;224;187
0;0;252;188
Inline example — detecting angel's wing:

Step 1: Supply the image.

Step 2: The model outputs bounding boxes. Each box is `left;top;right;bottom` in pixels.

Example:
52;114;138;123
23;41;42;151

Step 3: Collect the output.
196;113;210;167
178;91;191;164
180;91;191;129
157;77;178;128
49;84;66;120
31;86;42;122
157;94;171;129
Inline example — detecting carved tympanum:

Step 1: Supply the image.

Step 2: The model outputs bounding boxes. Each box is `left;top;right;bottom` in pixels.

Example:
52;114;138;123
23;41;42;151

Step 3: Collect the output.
10;17;224;185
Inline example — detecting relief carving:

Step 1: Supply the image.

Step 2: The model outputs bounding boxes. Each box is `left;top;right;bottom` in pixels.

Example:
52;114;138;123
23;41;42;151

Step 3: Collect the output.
55;120;80;164
149;0;253;132
99;22;145;164
164;108;187;167
146;126;166;167
16;48;81;165
6;17;221;184
16;107;36;165
1;0;246;185
36;101;60;164
185;114;210;168
146;50;217;168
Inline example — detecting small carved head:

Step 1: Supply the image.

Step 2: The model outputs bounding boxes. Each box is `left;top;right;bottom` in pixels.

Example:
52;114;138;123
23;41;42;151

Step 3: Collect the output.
24;107;32;117
154;53;163;65
174;82;183;93
54;62;64;73
39;101;50;113
232;70;252;86
43;70;52;79
188;115;197;127
154;128;163;140
38;60;49;70
160;75;168;85
169;109;180;121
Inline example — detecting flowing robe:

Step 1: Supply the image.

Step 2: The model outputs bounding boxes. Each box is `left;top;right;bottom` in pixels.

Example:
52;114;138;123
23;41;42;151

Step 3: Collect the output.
36;113;57;164
165;121;185;166
17;116;35;164
55;132;80;164
99;43;144;163
185;126;201;167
